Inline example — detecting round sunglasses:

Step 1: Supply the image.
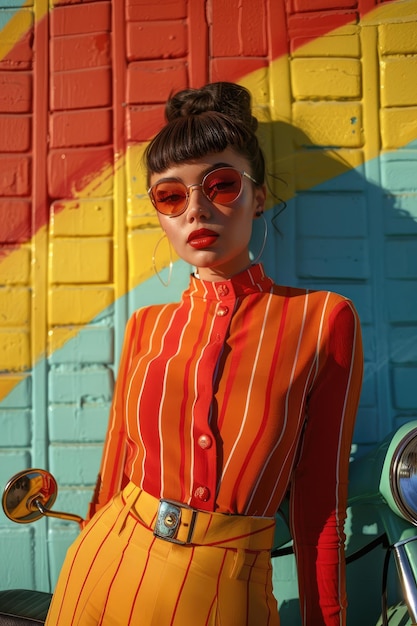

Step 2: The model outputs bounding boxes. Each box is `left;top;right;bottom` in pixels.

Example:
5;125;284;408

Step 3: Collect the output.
147;167;258;217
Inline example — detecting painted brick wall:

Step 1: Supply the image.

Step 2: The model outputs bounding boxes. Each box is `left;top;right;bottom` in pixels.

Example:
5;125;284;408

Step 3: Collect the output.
0;1;416;624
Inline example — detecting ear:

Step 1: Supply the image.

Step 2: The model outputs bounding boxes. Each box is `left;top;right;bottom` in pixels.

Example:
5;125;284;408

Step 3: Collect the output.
253;185;266;218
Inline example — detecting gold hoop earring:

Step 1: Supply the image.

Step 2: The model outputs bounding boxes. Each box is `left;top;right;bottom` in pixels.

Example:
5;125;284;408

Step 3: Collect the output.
152;233;173;287
251;212;268;265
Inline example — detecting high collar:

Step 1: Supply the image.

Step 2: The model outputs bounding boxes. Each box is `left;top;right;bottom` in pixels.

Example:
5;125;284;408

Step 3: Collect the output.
187;264;274;301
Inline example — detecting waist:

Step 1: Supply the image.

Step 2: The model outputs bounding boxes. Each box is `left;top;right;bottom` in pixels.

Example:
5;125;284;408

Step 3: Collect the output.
122;482;275;551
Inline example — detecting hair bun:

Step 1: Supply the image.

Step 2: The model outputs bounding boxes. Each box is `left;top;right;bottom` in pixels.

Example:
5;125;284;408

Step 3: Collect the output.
165;82;258;132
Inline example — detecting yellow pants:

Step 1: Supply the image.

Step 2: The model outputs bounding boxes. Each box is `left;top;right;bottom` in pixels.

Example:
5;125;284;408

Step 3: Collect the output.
45;483;279;625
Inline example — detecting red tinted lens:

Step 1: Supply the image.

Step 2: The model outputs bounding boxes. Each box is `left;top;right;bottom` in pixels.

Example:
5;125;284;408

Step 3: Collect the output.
203;168;242;204
151;181;187;215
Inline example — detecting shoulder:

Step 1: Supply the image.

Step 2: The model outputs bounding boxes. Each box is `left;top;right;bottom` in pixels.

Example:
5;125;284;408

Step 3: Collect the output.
269;284;361;339
269;286;363;369
271;283;356;313
124;302;180;333
119;303;182;356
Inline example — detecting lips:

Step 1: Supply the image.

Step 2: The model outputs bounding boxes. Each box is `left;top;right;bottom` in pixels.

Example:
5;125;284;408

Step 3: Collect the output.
187;229;219;249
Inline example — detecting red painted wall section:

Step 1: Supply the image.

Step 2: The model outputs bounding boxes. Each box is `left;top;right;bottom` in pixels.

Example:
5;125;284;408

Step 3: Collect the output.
0;65;32;244
48;0;113;201
209;0;269;81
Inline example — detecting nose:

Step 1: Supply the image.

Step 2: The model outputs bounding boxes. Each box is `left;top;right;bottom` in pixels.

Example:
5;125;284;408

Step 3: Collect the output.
186;185;211;221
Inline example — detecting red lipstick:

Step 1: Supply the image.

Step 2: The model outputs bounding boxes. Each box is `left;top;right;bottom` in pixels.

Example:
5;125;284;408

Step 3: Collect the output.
187;229;219;249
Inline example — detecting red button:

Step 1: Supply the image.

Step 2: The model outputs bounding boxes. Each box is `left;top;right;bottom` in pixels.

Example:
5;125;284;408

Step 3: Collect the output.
216;306;229;317
216;284;229;296
194;486;210;501
198;434;212;449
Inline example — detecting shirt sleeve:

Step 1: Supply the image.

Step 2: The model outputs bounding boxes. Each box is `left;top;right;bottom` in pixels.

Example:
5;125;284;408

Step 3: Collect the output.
86;312;140;521
290;298;363;626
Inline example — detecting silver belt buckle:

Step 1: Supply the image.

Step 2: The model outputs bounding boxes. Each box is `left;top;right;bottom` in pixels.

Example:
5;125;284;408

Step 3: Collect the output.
154;499;196;544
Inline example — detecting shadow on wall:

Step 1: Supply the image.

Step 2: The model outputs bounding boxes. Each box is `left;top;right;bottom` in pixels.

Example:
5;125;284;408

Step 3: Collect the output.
255;118;417;443
254;121;417;626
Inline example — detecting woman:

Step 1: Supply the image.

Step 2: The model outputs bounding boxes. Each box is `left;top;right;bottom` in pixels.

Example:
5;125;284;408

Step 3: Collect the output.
46;82;363;626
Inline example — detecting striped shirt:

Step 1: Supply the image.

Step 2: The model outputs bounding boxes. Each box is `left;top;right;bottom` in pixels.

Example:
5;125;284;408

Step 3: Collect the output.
89;263;363;625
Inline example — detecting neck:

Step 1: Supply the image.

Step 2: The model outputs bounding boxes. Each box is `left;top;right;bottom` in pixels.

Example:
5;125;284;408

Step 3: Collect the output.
194;262;256;281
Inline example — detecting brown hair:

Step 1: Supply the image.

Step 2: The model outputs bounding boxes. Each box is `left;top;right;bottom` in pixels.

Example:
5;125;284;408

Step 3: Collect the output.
144;82;265;185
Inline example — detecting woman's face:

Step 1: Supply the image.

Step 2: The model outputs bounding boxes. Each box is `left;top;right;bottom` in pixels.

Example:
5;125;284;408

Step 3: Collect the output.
149;148;266;281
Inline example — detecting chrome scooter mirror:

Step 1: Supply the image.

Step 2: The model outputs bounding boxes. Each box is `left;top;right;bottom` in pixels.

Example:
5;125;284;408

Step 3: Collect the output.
2;468;83;525
2;469;57;523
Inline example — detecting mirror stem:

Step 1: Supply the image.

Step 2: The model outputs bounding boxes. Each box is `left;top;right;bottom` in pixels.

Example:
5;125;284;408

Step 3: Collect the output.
35;499;84;525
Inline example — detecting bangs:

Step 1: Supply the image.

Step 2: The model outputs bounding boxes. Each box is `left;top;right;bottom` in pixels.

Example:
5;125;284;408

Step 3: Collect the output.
145;112;252;177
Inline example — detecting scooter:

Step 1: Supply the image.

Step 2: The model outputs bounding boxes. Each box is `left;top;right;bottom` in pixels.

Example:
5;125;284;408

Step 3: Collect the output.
348;420;417;626
2;421;417;625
